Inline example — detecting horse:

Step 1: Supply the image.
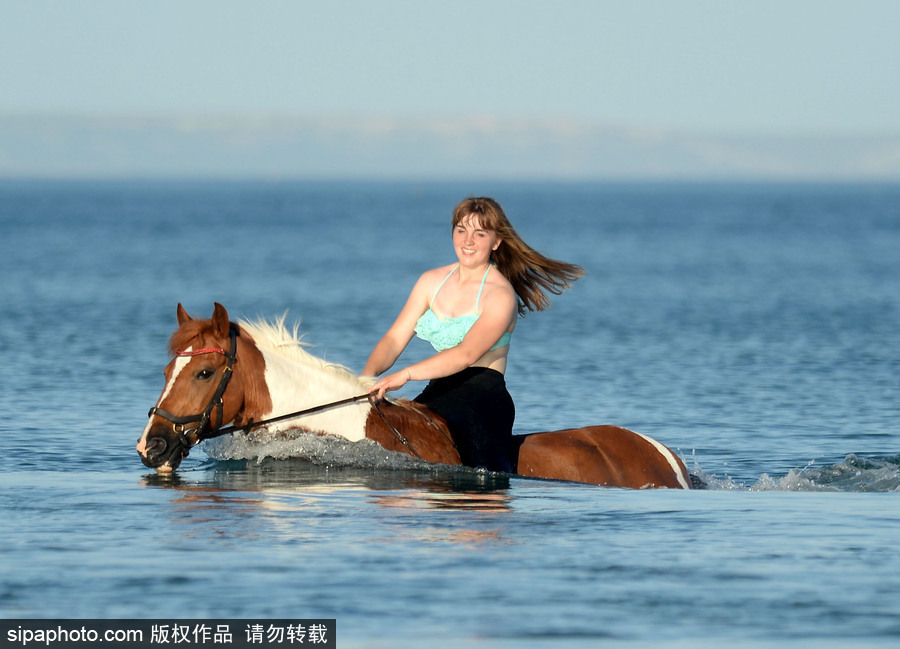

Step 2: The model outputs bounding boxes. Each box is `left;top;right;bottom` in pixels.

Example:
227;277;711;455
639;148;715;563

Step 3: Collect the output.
137;303;694;489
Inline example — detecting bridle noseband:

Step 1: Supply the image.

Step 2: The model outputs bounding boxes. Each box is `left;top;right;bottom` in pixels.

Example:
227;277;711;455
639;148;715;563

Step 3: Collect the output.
147;325;238;450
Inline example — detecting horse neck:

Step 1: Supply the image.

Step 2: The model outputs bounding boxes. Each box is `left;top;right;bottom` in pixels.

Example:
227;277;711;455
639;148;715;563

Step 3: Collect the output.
253;345;372;443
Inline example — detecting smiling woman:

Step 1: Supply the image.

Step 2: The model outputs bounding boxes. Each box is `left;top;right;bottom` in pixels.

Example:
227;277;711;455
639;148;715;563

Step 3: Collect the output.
363;197;585;472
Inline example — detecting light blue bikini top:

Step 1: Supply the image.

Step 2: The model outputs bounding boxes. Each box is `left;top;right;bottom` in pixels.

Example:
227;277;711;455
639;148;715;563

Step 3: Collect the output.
414;265;513;353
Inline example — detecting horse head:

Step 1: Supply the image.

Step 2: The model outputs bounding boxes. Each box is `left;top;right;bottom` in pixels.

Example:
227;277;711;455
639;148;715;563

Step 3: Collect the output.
137;303;264;473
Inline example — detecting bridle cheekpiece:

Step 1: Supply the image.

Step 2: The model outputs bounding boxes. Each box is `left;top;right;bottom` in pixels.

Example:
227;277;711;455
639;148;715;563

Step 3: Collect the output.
147;325;238;450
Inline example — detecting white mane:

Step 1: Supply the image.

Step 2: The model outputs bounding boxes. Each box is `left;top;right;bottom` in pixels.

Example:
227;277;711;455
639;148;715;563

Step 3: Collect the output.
229;313;375;443
239;313;374;390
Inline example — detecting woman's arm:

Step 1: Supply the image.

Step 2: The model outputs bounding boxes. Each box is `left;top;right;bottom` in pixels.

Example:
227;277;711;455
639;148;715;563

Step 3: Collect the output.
361;271;434;377
368;282;516;399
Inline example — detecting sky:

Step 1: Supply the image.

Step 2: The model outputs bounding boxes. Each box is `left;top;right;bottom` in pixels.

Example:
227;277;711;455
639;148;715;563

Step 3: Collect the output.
1;0;899;178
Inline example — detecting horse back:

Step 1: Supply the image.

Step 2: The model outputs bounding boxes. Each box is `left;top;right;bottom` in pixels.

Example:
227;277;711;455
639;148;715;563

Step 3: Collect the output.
513;426;691;489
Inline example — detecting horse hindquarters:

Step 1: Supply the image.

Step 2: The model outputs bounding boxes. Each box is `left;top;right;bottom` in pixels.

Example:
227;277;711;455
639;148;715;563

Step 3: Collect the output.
514;426;691;489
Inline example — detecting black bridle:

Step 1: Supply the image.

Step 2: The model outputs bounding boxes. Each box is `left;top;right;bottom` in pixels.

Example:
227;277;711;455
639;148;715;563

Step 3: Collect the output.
146;324;430;459
148;325;238;449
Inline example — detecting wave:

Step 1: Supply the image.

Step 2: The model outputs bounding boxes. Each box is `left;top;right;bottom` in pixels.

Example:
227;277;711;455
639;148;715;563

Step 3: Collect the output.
692;454;900;492
203;430;900;492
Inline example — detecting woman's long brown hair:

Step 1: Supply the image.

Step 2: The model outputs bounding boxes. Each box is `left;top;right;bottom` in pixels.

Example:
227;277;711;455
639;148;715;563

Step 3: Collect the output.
452;197;585;315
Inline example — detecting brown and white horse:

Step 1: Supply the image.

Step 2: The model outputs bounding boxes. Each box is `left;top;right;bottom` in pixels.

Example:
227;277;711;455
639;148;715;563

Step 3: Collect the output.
138;304;694;489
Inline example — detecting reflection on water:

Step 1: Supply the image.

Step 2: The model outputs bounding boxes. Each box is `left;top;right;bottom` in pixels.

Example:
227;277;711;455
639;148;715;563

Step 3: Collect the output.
369;490;511;513
143;457;511;496
140;458;514;545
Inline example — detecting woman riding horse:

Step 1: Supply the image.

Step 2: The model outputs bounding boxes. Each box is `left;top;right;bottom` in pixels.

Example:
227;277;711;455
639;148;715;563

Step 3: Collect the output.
138;302;693;488
364;197;584;473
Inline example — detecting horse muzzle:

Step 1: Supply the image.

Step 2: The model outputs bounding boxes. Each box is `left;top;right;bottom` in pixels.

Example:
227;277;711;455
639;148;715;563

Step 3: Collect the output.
137;428;192;473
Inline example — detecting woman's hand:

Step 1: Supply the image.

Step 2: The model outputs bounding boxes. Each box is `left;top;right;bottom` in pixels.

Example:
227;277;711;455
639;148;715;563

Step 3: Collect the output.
368;368;412;401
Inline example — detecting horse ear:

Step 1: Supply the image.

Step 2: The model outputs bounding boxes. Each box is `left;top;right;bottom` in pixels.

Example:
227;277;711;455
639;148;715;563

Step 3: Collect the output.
176;303;192;326
212;303;230;337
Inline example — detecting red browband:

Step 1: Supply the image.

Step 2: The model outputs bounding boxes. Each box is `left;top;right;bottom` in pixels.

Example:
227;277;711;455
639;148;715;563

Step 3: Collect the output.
175;347;228;357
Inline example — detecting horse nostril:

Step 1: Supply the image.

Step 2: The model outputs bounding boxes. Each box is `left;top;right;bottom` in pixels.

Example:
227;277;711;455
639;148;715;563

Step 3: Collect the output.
144;436;168;460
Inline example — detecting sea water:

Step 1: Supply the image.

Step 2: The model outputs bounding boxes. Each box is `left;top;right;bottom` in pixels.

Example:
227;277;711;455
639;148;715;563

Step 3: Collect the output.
1;180;898;647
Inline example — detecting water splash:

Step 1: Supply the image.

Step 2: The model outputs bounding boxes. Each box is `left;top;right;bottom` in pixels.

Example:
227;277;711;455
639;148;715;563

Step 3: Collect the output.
691;454;900;492
202;427;433;471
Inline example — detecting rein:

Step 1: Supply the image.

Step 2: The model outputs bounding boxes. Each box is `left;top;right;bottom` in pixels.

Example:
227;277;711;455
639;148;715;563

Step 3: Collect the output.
206;393;372;440
203;394;423;460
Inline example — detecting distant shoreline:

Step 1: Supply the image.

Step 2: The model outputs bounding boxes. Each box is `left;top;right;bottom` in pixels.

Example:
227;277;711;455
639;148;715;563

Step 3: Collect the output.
2;114;898;182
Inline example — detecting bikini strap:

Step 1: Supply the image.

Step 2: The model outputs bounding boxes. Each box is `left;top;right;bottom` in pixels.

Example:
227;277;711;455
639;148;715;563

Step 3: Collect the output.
474;265;491;312
430;265;459;306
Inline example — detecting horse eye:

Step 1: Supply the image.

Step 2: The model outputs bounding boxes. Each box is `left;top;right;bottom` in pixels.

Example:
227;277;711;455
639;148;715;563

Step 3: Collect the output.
196;369;215;381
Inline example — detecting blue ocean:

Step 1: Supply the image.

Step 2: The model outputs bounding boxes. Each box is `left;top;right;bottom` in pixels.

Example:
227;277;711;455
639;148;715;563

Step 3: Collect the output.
1;180;898;647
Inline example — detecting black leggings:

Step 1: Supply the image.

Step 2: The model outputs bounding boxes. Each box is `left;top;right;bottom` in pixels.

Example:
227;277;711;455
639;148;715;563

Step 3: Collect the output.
414;367;515;473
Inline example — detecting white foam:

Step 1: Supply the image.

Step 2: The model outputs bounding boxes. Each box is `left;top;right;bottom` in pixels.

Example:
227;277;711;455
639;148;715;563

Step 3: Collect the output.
690;454;900;492
202;428;432;471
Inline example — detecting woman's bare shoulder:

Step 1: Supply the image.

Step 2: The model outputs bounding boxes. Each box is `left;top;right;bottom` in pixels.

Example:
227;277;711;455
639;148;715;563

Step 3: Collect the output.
481;269;517;311
408;263;456;299
487;266;515;293
417;263;457;286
